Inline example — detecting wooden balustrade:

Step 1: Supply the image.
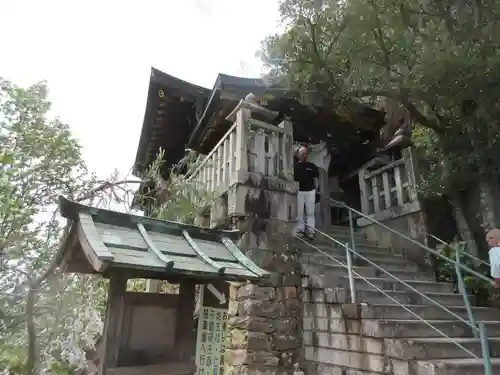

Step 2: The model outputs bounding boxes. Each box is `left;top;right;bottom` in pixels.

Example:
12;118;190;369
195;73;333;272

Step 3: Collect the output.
187;100;294;195
359;159;413;215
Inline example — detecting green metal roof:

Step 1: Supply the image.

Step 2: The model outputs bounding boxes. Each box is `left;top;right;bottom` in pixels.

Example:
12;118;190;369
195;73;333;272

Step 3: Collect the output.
57;196;269;281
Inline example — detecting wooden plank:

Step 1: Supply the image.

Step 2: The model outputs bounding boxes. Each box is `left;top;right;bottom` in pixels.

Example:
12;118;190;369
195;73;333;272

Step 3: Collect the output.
107;248;166;271
108;247;244;275
137;223;174;270
100;276;127;375
78;213;114;272
106;362;196;375
174;262;255;278
96;223;236;261
176;281;196;362
220;236;269;278
194;238;237;262
182;230;225;274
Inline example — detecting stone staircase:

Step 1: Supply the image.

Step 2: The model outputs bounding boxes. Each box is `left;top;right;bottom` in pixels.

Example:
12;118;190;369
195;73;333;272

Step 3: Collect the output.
300;225;500;375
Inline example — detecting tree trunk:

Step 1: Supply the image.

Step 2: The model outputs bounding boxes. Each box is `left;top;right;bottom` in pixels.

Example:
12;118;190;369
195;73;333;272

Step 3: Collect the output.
456;177;500;261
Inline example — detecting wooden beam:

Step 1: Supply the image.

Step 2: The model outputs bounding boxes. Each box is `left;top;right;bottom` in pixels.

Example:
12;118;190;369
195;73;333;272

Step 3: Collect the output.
182;230;226;274
100;276;127;375
220;236;269;278
137;223;175;270
77;213;114;272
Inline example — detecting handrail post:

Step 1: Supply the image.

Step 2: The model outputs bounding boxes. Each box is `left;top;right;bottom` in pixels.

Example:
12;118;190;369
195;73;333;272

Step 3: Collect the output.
345;242;356;303
348;210;356;259
479;322;493;375
455;246;479;338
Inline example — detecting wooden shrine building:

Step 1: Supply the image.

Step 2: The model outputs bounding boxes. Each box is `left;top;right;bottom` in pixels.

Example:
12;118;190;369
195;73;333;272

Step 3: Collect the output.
55;196;269;375
133;67;419;232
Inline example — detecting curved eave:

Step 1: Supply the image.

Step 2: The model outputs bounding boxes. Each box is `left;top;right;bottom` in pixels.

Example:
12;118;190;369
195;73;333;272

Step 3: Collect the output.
57;196;269;281
133;67;210;177
188;75;296;150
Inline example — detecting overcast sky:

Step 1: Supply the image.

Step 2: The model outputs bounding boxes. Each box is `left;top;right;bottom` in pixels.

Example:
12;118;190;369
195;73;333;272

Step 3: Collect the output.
0;0;281;178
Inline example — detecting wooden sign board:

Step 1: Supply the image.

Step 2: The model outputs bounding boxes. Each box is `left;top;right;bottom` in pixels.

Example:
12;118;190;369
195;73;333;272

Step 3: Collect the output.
195;280;230;375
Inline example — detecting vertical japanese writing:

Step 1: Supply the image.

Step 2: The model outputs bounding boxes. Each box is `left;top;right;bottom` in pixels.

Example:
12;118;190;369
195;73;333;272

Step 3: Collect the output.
195;307;229;375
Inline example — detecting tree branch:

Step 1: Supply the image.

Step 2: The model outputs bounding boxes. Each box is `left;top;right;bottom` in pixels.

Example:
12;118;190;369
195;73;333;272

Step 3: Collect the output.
352;88;443;134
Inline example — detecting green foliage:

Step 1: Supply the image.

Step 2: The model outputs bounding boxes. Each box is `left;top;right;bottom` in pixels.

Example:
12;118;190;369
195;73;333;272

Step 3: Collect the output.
262;0;500;194
0;78;211;375
411;125;446;197
435;240;491;306
139;148;215;225
0;78;115;375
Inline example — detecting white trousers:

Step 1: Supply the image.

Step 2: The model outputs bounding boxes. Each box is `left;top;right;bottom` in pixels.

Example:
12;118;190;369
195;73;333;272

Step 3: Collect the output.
296;189;316;234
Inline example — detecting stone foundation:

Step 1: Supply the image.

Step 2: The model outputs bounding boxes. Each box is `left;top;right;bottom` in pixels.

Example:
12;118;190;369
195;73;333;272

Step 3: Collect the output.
225;217;302;375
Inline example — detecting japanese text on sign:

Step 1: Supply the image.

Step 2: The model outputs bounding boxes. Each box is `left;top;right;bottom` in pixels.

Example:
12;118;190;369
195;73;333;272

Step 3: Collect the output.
195;307;228;375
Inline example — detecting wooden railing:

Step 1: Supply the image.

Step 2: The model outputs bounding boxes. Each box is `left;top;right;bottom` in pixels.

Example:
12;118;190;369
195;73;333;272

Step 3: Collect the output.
359;158;414;215
188;99;294;195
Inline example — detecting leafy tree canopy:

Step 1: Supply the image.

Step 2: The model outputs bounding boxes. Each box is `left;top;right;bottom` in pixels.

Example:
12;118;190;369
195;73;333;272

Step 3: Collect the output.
262;0;500;194
0;78;211;375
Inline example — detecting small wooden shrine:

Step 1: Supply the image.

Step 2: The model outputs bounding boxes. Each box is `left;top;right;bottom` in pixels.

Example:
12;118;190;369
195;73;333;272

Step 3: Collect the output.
56;196;269;375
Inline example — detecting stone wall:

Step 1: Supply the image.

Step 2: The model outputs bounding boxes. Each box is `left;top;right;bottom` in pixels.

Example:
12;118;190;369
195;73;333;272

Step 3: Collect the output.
207;171;302;375
358;209;431;271
302;301;407;374
225;218;302;375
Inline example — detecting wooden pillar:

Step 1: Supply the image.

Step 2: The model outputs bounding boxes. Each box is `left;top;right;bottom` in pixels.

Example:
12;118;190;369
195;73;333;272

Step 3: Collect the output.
99;276;127;375
176;281;196;362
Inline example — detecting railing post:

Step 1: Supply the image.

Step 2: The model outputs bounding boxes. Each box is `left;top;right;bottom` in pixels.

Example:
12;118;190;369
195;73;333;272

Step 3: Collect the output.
455;247;479;338
479;322;493;375
345;242;356;303
234;107;250;173
348;210;356;258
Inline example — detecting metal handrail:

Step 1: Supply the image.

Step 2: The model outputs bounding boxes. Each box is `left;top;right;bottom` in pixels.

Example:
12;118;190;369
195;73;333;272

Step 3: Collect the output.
310;227;479;332
317;192;492;285
310;193;493;374
428;233;491;268
297;232;480;359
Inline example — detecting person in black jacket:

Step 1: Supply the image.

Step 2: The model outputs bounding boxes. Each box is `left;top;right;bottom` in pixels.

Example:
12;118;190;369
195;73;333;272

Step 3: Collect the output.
294;146;319;240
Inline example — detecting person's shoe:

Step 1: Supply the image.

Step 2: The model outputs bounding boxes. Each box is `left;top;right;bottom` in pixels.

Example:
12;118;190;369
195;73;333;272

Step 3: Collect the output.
295;231;305;239
306;232;315;241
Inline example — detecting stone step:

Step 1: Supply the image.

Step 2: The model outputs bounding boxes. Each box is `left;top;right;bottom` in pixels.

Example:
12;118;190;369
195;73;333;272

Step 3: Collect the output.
301;263;432;283
348;276;455;294
313;232;377;247
303;287;470;307
304;317;500;340
313;242;401;256
304;252;417;271
364;319;500;339
302;330;500;363
360;304;498;321
302;269;451;293
301;246;398;262
386;336;500;360
412;357;500;375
